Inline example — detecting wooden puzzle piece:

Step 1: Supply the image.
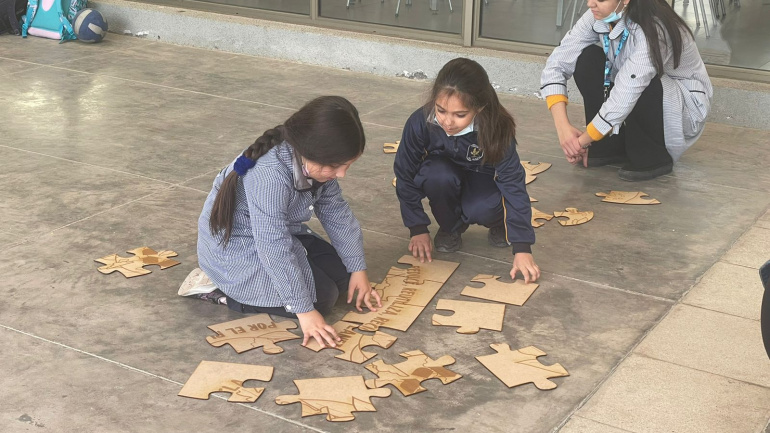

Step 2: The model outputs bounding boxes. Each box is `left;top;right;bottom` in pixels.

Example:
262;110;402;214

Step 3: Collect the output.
431;299;505;334
304;321;397;363
521;161;552;185
276;376;391;422
596;191;661;205
95;247;180;278
531;207;554;228
553;208;594;226
476;344;569;390
178;360;273;403
364;349;462;396
461;274;539;306
343;255;459;332
206;314;300;354
383;140;400;154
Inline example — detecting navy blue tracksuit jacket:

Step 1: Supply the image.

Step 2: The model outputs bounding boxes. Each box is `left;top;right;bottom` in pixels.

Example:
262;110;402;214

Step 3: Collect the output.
394;107;535;254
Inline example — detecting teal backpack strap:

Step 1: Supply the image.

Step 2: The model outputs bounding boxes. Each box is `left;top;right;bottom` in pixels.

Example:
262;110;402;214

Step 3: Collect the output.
58;11;76;42
22;0;40;37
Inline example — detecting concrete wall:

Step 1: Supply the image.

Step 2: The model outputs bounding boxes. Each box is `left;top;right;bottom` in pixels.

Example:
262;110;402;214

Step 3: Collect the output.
93;0;770;131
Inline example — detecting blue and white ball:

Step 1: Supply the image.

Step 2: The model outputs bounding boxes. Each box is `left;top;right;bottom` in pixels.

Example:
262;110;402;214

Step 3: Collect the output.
73;9;108;43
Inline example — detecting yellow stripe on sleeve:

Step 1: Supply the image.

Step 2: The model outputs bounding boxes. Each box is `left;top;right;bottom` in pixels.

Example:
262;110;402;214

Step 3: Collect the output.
546;95;569;110
586;122;607;142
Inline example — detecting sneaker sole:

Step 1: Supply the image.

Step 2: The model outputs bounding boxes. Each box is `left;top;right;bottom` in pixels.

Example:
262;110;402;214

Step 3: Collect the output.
178;268;215;296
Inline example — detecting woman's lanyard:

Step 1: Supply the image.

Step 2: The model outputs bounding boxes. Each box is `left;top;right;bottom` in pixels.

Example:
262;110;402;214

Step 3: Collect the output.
602;28;629;101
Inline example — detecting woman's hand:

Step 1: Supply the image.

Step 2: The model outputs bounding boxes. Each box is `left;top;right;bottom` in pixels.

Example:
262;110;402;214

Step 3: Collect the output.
296;310;341;348
347;270;382;312
576;132;594;168
557;122;585;162
510;253;541;284
409;233;433;263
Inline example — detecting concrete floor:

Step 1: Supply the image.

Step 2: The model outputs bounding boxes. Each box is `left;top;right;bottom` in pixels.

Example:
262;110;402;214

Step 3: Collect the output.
0;34;768;432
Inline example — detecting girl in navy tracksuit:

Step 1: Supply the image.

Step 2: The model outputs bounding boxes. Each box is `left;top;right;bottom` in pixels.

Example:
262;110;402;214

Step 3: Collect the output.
394;58;540;283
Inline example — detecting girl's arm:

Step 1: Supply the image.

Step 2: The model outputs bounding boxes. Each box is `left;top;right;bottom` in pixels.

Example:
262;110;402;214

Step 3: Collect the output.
395;109;435;263
494;143;540;283
394;109;433;237
243;166;316;315
314;180;382;312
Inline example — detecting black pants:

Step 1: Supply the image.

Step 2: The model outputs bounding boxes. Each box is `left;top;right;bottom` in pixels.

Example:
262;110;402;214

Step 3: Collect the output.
415;155;504;233
573;45;672;170
226;234;350;318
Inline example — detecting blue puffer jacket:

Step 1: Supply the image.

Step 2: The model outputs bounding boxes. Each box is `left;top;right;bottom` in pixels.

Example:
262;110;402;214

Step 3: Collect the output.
394;107;535;254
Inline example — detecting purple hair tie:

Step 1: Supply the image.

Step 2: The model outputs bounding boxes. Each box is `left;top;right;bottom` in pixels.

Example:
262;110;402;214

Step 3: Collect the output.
233;155;256;176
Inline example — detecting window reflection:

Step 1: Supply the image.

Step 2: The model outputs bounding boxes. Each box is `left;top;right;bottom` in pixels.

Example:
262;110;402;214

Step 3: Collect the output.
321;0;462;34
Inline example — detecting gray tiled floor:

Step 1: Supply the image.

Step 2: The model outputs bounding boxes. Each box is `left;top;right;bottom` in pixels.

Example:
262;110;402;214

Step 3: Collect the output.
1;34;768;432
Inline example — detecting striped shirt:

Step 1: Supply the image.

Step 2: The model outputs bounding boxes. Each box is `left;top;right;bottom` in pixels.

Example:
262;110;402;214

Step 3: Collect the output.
540;10;713;161
197;142;366;314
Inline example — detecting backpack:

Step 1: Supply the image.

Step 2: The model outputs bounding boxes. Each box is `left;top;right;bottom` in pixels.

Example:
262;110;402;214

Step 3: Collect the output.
21;0;86;42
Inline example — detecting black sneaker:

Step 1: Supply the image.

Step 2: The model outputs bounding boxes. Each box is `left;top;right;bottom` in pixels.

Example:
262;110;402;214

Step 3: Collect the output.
488;226;509;248
617;162;673;181
434;230;462;253
586;154;628;167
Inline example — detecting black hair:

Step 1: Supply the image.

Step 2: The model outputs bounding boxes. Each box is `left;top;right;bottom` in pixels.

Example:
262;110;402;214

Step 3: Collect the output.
209;96;365;244
626;0;694;74
426;58;515;165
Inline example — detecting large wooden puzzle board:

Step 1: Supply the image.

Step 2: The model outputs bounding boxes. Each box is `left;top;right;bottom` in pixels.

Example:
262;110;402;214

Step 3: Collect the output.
178;360;273;403
476;344;569;390
461;274;539;306
304;321;397;363
95;247;180;278
276;376;391;422
342;256;459;332
206;314;300;354
431;299;505;334
365;350;462;396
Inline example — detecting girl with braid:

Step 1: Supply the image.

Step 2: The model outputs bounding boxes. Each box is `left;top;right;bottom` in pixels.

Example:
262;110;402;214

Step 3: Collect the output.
180;96;382;348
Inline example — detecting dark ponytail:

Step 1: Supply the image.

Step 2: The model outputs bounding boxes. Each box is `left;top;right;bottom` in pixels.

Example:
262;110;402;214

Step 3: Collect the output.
426;58;515;165
626;0;694;75
209;96;365;246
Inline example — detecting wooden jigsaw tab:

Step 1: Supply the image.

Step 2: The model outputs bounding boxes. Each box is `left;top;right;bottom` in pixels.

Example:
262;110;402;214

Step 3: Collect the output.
531;207;554;228
206;315;300;354
521;161;552;185
304;321;397;363
553;208;594;226
178;360;273;403
476;343;569;390
95;246;180;278
596;190;661;205
276;376;391;422
364;349;462;396
461;274;539;306
383;140;400;154
431;299;505;334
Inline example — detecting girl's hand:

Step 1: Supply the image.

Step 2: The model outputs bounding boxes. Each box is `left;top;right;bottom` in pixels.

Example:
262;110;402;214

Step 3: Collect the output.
296;310;341;348
347;270;382;312
556;122;584;161
510;253;540;284
409;233;433;263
